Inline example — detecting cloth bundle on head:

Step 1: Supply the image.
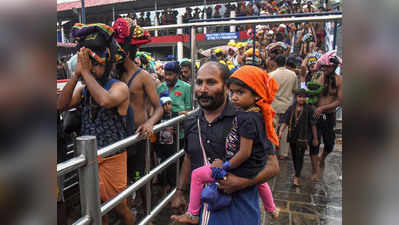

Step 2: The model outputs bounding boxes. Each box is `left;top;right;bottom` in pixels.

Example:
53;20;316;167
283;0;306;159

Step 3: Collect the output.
302;33;314;43
230;66;280;146
315;50;342;70
179;58;191;64
245;48;260;57
112;17;151;47
307;52;322;66
164;61;181;74
72;23;126;65
160;96;172;105
214;48;225;56
228;40;236;47
244;48;262;66
236;42;247;49
266;42;287;53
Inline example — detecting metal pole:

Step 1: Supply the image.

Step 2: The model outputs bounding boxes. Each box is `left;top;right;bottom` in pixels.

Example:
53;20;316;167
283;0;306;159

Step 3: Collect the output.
190;26;197;109
81;0;86;24
57;154;86;177
112;5;115;22
177;14;184;61
333;21;338;50
72;215;91;225
203;0;207;34
176;122;180;188
252;24;256;66
101;150;185;216
145;139;151;215
138;189;177;225
76;136;101;225
230;10;236;32
155;0;158;37
144;15;343;31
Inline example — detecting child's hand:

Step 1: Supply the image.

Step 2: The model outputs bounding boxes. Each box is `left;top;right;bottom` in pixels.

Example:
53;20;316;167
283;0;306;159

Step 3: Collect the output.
179;110;188;116
312;138;319;147
211;158;223;168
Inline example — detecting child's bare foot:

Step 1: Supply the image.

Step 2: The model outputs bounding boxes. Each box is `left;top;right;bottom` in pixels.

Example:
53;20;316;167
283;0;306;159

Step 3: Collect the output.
271;207;280;219
311;173;319;181
293;176;300;187
171;212;199;224
311;168;320;181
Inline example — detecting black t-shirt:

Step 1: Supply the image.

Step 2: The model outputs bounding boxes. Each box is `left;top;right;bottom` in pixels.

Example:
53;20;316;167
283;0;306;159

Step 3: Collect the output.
226;111;275;178
282;103;317;144
157;112;179;146
184;102;236;172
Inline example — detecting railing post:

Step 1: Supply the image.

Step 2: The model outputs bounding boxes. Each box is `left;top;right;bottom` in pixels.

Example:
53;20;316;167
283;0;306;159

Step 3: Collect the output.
76;136;101;225
191;26;197;109
145;139;152;215
333;21;337;50
176;121;180;187
252;24;256;65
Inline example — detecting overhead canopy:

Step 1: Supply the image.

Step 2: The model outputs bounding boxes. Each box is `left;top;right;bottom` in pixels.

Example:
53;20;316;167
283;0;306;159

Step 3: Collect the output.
57;0;236;21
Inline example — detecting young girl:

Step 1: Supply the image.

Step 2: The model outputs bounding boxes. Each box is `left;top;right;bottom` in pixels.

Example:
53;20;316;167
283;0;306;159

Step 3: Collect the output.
171;65;280;224
279;88;319;186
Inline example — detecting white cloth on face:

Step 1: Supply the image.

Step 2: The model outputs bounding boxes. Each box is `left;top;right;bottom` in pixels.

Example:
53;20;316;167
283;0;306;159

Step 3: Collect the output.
67;54;78;75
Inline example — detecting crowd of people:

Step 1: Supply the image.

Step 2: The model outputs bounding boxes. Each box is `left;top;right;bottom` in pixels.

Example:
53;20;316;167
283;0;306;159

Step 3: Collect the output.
56;1;342;225
110;0;339;35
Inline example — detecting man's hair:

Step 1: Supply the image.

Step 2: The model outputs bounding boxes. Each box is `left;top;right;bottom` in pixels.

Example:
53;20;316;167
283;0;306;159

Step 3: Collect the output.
275;54;286;67
286;55;297;68
276;32;284;42
125;44;138;61
180;61;192;69
227;78;258;97
201;61;230;84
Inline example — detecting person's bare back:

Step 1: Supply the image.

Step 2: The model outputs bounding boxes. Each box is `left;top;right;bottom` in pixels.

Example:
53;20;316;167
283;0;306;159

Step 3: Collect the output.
121;63;163;136
123;69;151;126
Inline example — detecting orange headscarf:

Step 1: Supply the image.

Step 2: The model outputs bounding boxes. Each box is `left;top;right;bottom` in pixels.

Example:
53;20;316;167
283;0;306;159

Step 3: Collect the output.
231;66;280;147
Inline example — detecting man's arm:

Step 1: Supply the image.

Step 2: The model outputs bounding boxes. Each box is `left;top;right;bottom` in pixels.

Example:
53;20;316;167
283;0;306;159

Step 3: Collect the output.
170;153;191;213
219;154;280;194
78;48;128;109
56;74;82;111
300;54;309;78
136;73;163;137
82;70;129;108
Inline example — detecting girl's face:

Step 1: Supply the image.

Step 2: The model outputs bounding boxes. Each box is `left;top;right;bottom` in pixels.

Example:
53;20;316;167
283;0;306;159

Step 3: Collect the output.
229;83;258;110
296;95;307;105
163;101;172;113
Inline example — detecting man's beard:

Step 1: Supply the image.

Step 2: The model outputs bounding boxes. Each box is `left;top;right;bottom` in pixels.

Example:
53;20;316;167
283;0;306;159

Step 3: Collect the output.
196;89;226;111
166;79;177;87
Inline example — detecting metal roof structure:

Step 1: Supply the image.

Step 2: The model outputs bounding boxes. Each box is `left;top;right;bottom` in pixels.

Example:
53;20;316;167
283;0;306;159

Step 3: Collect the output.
57;0;236;21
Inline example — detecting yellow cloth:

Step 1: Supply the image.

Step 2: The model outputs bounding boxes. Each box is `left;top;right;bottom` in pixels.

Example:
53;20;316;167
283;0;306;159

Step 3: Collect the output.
231;66;280;146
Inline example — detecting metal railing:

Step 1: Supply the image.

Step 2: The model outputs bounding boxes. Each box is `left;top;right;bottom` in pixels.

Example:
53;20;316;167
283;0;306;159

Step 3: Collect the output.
58;14;343;225
57;109;199;225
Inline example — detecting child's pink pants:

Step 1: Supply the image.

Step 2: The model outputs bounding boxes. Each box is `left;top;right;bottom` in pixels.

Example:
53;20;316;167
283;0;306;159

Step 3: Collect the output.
187;165;276;215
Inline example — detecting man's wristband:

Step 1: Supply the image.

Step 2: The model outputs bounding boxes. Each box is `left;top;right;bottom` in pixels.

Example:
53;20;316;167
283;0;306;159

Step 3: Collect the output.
222;161;230;171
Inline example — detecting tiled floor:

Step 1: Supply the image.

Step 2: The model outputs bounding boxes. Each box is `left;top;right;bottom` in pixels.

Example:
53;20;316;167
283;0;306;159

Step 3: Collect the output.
260;146;342;225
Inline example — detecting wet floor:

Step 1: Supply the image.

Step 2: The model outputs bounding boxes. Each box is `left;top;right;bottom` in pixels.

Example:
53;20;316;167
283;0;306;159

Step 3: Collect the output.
147;141;342;225
66;138;342;225
259;148;342;225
